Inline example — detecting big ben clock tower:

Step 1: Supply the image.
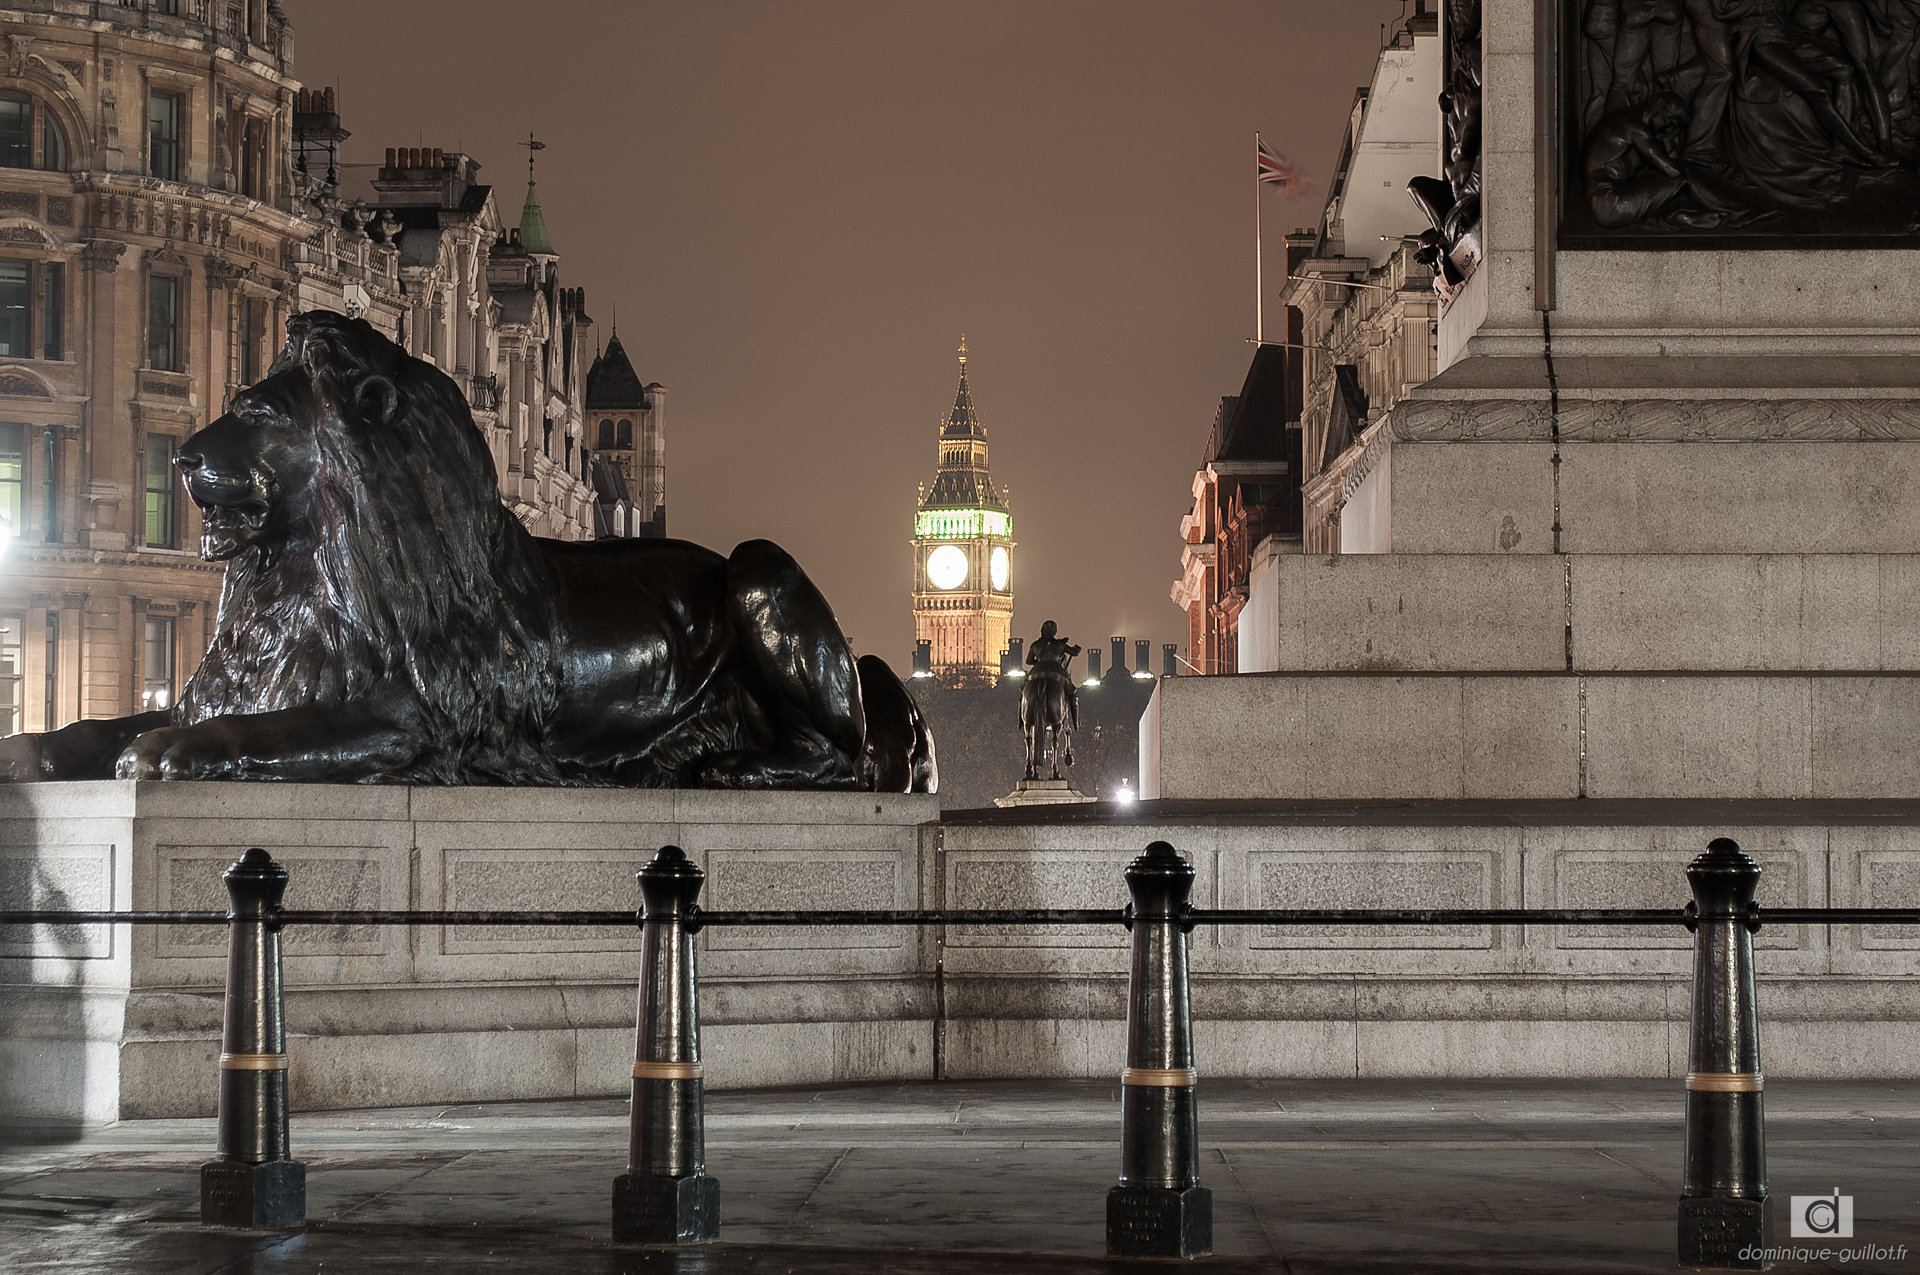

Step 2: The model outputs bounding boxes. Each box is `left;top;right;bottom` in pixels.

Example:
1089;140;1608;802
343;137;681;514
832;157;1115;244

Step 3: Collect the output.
914;338;1014;682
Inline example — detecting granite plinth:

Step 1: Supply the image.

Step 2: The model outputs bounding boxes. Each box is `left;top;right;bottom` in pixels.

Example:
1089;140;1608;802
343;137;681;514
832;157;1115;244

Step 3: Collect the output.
7;784;1920;1124
0;782;939;1121
995;779;1096;808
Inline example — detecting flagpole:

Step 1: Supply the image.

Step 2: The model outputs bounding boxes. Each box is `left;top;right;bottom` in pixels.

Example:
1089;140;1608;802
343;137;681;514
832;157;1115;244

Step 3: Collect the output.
1255;131;1263;345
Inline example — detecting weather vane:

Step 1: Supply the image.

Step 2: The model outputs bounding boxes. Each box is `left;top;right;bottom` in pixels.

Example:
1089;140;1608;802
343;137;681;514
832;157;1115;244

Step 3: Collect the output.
958;334;967;365
519;131;546;182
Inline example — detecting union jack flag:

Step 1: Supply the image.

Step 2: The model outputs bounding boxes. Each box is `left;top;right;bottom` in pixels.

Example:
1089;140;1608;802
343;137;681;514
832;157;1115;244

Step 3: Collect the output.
1257;136;1304;193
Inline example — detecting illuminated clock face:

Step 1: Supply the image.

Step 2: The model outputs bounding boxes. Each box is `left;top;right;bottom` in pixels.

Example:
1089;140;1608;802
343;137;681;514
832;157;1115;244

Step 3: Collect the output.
989;546;1009;591
926;544;969;590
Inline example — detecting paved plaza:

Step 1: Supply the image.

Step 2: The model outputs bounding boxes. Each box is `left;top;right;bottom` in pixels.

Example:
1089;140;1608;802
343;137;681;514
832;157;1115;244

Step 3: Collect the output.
3;1078;1918;1273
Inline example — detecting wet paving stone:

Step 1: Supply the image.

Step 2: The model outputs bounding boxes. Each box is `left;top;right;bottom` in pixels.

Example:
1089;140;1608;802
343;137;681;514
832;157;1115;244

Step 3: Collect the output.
3;1078;1918;1273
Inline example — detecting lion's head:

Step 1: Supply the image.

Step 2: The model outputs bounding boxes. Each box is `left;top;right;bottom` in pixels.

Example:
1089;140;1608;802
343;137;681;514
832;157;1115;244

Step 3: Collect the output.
174;310;563;783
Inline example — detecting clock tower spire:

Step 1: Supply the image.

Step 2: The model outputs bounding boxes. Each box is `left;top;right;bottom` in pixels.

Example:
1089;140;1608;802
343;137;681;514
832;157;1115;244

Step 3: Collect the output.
913;337;1014;682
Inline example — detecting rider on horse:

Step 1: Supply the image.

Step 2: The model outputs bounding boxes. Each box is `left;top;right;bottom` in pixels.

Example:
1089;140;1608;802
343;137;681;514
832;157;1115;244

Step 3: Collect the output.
1020;620;1080;780
1025;620;1080;732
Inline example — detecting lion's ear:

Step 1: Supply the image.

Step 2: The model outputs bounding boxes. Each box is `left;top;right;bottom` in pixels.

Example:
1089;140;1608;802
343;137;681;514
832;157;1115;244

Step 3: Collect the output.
355;375;402;427
300;337;330;382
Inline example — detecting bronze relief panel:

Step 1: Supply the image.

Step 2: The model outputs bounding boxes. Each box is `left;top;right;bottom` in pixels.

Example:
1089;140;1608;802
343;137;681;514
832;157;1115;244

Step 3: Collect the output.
1561;0;1920;247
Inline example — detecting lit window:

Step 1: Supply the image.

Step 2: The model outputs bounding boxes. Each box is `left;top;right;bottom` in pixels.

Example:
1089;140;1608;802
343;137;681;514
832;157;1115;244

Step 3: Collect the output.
40;425;53;541
148;274;179;371
0;424;20;537
0;95;30;170
0;261;26;357
141;616;174;711
42;261;61;360
148;91;181;181
41;107;64;171
42;609;56;728
144;435;175;547
0;613;20;735
240;296;263;384
0;92;62;172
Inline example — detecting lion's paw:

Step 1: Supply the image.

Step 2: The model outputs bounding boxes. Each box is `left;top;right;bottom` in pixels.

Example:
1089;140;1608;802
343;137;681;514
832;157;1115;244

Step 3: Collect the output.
0;732;46;782
115;728;241;781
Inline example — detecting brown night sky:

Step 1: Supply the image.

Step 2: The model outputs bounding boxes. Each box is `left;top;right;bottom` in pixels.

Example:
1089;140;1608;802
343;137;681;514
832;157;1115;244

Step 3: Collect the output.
292;1;1412;669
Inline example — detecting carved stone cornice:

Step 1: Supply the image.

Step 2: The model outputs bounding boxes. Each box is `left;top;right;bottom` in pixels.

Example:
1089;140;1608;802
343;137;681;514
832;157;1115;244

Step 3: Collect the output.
1391;397;1920;443
1390;399;1552;442
1561;399;1920;442
78;239;128;273
204;256;254;290
1340;420;1392;502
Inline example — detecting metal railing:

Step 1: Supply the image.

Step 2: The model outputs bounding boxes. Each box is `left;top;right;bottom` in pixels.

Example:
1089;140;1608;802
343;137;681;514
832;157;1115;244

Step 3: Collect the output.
4;836;1912;1263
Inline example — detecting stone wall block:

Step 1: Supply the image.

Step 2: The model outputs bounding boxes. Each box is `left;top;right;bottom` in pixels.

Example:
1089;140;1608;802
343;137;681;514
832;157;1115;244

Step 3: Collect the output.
1391;442;1556;554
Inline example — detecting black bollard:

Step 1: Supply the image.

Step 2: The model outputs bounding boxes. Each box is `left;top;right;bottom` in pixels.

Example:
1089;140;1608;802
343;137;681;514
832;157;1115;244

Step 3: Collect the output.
200;848;305;1229
1107;840;1211;1258
1678;838;1770;1269
612;845;719;1243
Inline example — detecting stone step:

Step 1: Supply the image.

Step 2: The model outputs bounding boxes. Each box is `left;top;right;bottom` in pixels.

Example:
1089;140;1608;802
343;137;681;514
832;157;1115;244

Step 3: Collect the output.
1242;552;1920;673
1142;670;1920;800
1391;440;1920;555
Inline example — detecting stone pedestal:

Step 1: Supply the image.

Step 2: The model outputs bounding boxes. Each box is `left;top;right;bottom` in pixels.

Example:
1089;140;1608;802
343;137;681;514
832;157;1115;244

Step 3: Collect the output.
0;781;939;1122
1139;0;1920;1051
994;778;1096;807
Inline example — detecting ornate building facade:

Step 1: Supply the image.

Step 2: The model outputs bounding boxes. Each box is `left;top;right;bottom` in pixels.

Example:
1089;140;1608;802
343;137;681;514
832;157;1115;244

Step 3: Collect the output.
0;1;643;736
1173;5;1440;674
1282;10;1441;557
0;1;304;735
912;340;1013;683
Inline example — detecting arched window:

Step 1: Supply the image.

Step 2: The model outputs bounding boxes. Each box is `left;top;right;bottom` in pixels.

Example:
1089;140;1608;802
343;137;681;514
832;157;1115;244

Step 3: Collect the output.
0;92;68;172
617;418;633;449
597;418;614;449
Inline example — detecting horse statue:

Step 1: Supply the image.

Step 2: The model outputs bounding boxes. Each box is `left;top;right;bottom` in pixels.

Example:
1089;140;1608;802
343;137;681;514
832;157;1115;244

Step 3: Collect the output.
1019;621;1079;781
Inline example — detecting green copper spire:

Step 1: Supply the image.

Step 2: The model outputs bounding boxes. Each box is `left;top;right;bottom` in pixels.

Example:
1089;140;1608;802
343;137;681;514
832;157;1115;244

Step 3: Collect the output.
519;181;554;255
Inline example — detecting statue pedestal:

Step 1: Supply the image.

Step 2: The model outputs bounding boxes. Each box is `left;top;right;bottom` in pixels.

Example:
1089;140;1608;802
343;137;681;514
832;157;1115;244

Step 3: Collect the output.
994;778;1096;808
0;780;939;1122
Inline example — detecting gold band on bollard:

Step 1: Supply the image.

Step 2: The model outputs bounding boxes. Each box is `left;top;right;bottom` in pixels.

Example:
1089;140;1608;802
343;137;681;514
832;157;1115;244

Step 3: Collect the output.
632;1059;703;1081
219;1052;289;1071
1121;1066;1197;1088
1685;1071;1764;1093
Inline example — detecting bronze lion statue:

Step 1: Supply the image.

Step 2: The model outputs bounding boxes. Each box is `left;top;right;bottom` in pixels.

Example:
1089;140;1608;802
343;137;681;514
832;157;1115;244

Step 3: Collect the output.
0;311;936;791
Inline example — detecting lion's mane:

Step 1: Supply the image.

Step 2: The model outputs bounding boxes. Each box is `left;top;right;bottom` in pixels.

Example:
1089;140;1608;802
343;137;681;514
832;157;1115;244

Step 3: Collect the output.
175;312;564;784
